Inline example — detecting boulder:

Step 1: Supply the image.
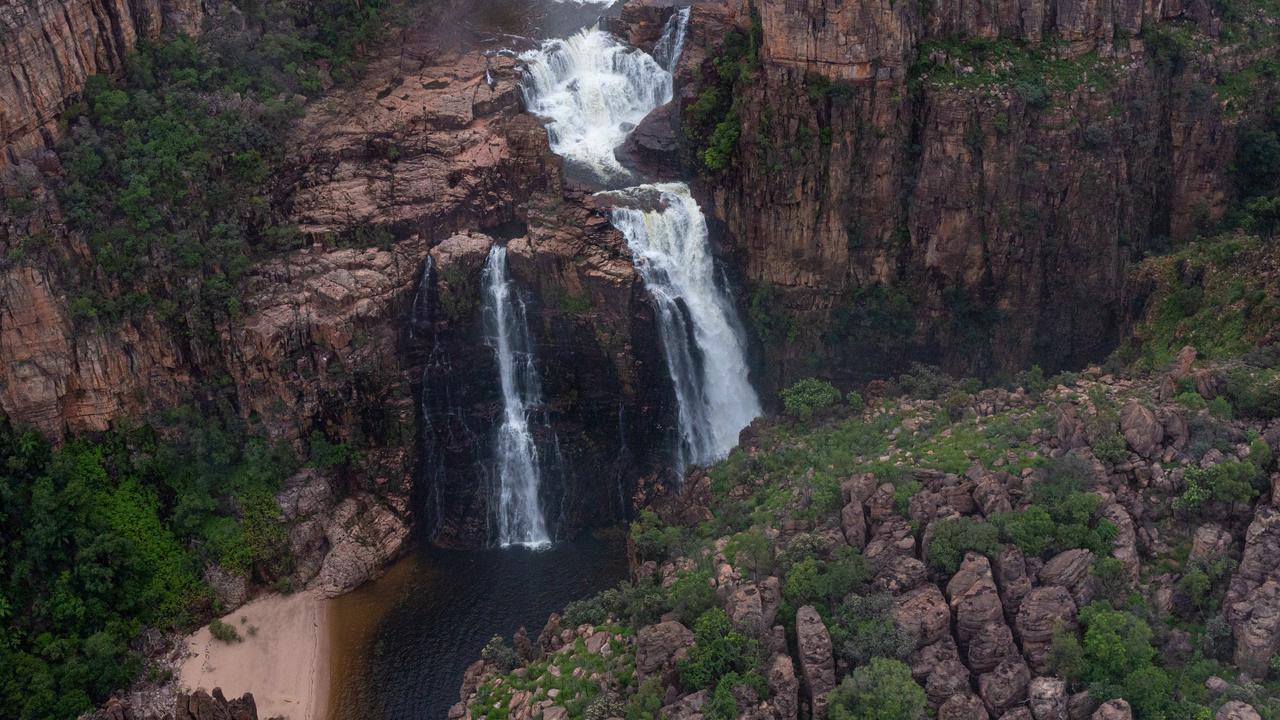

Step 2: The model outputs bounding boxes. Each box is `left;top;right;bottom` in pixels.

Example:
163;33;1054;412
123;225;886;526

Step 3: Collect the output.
1120;400;1163;459
660;690;707;720
1101;503;1139;582
767;653;800;720
727;582;765;636
1232;580;1280;677
1190;523;1234;562
796;606;836;719
874;555;928;595
968;621;1017;673
974;475;1014;517
1057;405;1090;450
979;658;1031;716
635;621;694;682
1016;587;1079;674
864;516;916;570
760;576;782;629
175;689;257;720
1028;676;1068;720
948;552;1005;643
910;636;960;683
1069;690;1098;719
994;546;1032;618
925;658;971;709
1092;699;1132;720
939;693;990;720
893;584;951;649
1001;710;1034;720
842;500;867;549
1038;549;1097;607
1217;702;1264;720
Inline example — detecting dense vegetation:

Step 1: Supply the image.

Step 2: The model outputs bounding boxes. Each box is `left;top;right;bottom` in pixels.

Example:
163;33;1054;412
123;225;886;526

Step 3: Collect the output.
49;0;389;331
0;411;318;718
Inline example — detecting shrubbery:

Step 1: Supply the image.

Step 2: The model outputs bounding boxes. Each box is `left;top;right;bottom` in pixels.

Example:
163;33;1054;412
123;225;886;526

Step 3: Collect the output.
925;517;1000;573
992;458;1117;559
828;658;927;720
677;609;760;691
781;378;843;419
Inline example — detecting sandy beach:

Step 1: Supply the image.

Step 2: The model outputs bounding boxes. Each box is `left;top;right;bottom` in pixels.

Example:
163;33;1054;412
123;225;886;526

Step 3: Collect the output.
179;592;330;720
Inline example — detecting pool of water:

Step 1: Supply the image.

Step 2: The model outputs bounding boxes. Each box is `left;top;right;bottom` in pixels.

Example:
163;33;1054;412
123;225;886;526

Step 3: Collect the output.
327;533;628;719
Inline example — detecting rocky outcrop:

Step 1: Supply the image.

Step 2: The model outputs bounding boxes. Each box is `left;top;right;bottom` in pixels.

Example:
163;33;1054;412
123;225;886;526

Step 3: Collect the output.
0;0;204;165
174;689;258;720
796;605;836;719
635;620;694;683
1016;586;1078;674
1093;699;1133;720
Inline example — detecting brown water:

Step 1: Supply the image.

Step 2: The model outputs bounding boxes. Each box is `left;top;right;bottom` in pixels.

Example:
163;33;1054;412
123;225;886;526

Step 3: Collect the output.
327;533;627;719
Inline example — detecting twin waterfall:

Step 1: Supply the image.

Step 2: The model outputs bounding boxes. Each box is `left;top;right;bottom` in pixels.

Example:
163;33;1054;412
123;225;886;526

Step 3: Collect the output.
484;6;760;546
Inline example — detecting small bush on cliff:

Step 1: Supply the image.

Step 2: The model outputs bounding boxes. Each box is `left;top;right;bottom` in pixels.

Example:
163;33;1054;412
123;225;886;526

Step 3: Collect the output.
1172;459;1260;512
782;547;869;611
630;510;682;562
667;570;717;624
781;378;842;419
828;658;927;720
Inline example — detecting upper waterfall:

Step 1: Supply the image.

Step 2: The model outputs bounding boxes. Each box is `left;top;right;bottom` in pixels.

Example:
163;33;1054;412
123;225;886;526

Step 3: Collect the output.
604;183;762;467
521;8;761;471
481;244;552;548
519;27;675;182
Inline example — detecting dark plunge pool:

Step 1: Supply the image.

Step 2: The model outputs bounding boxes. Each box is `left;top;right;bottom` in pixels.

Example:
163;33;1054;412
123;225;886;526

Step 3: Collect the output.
327;533;627;719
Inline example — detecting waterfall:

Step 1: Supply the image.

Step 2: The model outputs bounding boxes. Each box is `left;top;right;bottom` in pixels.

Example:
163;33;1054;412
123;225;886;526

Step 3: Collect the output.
519;28;675;180
651;7;690;71
409;255;434;339
604;183;761;467
521;9;761;471
481;245;552;548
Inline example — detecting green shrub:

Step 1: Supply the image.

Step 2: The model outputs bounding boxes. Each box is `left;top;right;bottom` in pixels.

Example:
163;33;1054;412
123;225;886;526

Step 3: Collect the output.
625;678;664;720
1173;460;1259;512
1226;367;1280;418
781;378;843;419
678;609;759;691
667;570;717;623
563;588;622;627
782;548;869;608
828;593;916;666
828;658;927;720
481;635;519;672
209;619;241;643
630;510;682;562
926;517;999;573
725;530;775;580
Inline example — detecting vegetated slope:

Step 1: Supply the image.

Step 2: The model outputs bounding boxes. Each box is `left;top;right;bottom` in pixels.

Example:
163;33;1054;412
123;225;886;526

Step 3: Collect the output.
457;342;1280;718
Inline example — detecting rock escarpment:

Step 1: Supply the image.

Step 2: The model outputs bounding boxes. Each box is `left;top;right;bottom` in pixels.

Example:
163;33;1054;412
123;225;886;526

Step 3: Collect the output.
656;0;1267;388
0;0;204;166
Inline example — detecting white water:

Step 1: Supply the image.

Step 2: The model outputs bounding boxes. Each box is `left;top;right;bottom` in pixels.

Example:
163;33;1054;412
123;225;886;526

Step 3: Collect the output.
521;10;760;469
520;27;675;180
605;184;761;467
481;245;552;548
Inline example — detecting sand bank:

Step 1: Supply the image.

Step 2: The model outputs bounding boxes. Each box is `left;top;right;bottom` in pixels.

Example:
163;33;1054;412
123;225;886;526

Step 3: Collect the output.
179;591;330;720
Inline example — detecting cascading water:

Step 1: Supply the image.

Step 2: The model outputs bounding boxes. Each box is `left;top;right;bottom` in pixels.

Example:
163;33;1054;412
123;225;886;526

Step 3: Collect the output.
605;183;761;467
519;27;675;179
481;245;552;548
521;9;761;470
651;7;690;71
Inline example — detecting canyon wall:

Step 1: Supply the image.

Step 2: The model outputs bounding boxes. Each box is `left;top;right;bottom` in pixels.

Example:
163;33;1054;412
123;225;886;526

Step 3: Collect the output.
666;0;1260;390
0;0;204;166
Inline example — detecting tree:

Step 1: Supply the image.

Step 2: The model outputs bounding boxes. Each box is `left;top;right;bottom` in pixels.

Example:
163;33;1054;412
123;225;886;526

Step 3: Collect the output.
828;658;927;720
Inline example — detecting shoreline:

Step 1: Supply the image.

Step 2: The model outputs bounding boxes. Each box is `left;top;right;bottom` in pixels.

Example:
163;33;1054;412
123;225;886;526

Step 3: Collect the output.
179;591;331;720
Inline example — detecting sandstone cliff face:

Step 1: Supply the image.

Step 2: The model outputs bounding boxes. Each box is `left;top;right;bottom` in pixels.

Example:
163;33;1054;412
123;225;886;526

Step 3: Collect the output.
0;8;667;550
0;0;203;166
672;0;1253;389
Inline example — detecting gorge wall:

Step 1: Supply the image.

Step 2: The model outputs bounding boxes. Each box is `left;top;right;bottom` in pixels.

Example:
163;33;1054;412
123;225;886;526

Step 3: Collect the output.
648;0;1271;391
0;0;204;166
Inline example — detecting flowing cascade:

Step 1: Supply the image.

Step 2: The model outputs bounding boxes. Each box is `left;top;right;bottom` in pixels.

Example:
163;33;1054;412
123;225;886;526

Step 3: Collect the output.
651;6;690;71
605;183;762;468
481;245;552;548
519;27;675;179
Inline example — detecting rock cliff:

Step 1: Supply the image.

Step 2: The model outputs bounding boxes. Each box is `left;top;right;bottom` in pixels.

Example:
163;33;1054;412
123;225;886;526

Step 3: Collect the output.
0;0;203;166
656;0;1269;390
